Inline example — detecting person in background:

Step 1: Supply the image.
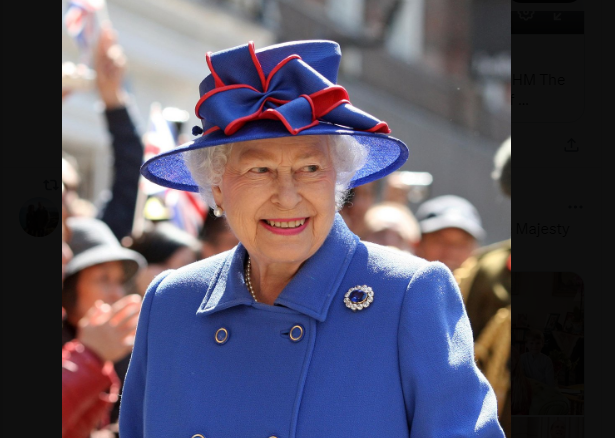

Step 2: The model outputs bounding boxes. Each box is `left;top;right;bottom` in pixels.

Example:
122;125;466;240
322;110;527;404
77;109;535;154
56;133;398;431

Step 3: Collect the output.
510;344;569;415
338;180;378;239
520;329;557;389
62;154;99;219
198;209;239;259
62;216;145;432
455;136;511;339
473;305;512;437
361;201;420;253
62;23;143;242
62;184;136;438
413;194;485;272
454;137;512;435
128;221;202;296
511;330;569;417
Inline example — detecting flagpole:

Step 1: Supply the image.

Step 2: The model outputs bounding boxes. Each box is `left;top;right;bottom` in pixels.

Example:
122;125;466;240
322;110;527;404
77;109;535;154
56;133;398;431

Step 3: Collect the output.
131;178;148;239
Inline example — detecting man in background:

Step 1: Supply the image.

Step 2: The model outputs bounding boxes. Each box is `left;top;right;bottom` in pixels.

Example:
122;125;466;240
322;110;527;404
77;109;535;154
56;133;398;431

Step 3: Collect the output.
414;194;485;272
456;137;511;340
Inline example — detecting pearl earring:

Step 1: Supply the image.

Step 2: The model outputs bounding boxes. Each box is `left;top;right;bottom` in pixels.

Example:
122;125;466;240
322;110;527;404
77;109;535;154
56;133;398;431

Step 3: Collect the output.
213;206;224;217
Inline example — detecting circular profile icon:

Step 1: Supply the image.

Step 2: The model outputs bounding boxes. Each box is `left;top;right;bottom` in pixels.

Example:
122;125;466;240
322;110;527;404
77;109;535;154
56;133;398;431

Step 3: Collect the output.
19;197;59;237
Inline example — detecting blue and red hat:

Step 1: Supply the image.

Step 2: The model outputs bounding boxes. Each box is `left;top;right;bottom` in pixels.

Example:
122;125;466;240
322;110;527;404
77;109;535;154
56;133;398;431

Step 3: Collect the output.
141;40;409;192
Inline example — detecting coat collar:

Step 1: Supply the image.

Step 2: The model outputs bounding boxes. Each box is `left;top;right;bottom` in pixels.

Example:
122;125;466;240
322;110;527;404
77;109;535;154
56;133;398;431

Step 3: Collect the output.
196;214;358;322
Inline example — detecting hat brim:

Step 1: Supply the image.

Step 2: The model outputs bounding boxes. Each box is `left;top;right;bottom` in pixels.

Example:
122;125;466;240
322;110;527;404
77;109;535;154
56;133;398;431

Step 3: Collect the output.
420;217;485;241
65;246;146;281
141;120;409;192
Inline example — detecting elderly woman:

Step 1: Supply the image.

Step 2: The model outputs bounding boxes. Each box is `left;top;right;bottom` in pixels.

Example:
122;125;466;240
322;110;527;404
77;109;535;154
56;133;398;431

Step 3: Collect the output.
120;41;505;437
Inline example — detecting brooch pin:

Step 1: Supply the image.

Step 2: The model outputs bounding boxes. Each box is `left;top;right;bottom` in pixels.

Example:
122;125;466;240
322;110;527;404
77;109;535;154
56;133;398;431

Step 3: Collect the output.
344;285;374;311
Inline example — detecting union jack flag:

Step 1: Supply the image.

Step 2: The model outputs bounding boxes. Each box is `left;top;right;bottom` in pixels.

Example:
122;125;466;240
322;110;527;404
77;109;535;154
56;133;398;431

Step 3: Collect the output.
64;0;106;62
164;190;207;238
140;102;207;237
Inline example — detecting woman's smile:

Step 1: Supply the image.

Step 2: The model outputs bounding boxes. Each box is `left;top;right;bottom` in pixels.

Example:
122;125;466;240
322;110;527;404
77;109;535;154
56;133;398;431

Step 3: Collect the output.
261;217;310;235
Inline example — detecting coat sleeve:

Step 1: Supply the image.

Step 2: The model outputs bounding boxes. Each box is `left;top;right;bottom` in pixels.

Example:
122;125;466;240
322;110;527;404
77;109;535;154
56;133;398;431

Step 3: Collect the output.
62;340;120;437
118;271;171;438
97;106;144;241
398;262;505;437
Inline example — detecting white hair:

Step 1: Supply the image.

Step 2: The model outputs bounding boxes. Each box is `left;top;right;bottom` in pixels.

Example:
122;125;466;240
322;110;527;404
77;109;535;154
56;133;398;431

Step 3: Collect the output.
183;135;368;211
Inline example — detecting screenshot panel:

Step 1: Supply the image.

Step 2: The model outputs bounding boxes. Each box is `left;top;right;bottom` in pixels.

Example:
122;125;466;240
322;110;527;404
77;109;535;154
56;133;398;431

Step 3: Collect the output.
513;0;604;435
4;0;605;436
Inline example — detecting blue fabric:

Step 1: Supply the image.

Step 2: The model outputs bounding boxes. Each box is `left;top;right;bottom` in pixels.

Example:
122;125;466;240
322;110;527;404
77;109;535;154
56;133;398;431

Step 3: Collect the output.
199;45;384;136
140;40;409;192
119;215;505;437
141;123;409;193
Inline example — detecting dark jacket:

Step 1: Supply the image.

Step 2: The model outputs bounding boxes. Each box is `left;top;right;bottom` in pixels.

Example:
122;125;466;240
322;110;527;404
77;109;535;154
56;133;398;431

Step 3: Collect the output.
97;106;144;241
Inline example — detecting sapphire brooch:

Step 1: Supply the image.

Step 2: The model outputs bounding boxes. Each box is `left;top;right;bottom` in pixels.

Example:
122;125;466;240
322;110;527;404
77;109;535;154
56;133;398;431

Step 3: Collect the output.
344;285;374;311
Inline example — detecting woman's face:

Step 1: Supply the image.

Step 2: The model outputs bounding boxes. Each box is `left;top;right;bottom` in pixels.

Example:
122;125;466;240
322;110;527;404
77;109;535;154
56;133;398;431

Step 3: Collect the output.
74;260;126;321
213;136;337;268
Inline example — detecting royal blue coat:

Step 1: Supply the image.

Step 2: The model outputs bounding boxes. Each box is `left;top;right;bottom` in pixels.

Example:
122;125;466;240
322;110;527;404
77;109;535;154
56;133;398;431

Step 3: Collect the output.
119;215;505;437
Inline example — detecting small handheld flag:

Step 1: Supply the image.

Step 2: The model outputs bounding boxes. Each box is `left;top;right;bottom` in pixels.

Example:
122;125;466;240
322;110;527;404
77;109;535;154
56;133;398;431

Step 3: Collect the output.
64;0;109;65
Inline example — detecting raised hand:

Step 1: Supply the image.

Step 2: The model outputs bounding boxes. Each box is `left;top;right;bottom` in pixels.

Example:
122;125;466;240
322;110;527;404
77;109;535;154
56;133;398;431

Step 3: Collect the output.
77;294;142;363
93;24;128;109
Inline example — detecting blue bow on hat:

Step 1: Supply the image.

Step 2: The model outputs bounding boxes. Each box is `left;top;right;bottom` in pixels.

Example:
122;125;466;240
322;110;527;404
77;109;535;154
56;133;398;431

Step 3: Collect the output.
195;41;390;136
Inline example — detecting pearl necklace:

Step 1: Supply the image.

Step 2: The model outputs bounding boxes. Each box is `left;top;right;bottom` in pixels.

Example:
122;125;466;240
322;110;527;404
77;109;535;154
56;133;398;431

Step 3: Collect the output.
245;256;258;302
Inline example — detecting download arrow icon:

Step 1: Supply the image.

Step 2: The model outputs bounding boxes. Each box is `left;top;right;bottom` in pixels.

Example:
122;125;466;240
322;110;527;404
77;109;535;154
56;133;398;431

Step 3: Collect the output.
554;13;562;21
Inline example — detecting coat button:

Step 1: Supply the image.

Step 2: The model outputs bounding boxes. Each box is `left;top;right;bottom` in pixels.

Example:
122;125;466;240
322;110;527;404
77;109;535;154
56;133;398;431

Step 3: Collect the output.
191;435;205;438
215;327;229;344
289;324;304;342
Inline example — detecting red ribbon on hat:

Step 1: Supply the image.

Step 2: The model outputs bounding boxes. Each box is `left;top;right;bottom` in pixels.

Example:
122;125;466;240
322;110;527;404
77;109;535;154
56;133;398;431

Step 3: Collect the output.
194;42;390;136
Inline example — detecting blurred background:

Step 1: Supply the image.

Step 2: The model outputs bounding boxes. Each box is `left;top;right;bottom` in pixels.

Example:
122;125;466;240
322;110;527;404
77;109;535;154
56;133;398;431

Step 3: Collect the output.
61;0;511;244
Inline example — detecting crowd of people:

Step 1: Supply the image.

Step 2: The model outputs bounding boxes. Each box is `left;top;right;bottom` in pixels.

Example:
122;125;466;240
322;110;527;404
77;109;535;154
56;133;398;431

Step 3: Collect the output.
62;23;512;438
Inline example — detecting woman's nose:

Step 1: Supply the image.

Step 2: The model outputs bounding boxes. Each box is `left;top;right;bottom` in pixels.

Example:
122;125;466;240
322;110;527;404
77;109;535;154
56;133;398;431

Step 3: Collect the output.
272;174;302;209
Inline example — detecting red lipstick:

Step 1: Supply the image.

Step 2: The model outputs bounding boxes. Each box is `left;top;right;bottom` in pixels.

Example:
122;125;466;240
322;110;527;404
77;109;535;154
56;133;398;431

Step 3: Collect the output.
261;218;309;235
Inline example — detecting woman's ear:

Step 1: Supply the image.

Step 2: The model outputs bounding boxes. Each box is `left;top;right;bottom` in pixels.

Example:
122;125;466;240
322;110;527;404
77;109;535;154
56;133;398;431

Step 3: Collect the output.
212;185;223;208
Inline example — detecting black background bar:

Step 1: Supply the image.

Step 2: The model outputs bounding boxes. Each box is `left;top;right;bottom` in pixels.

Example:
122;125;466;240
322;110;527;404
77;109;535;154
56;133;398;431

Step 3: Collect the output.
512;11;584;34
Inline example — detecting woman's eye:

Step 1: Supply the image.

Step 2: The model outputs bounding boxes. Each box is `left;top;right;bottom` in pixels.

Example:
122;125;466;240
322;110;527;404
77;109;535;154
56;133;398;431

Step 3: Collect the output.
302;165;319;172
250;167;269;174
